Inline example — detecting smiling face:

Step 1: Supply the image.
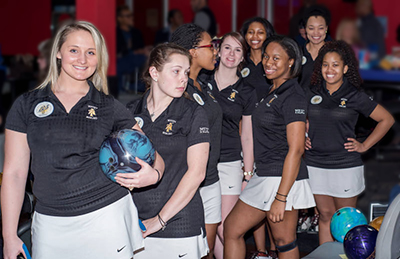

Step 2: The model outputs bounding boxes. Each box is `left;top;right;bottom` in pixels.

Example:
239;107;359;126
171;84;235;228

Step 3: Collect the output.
262;42;294;86
56;30;98;83
218;36;244;69
245;22;267;51
306;16;328;45
322;51;348;89
152;53;190;98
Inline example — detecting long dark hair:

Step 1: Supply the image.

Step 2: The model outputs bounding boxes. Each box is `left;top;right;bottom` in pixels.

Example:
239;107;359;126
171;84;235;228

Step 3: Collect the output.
310;40;362;90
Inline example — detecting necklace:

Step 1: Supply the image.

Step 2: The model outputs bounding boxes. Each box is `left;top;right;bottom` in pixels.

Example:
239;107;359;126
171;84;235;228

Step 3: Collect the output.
215;72;238;91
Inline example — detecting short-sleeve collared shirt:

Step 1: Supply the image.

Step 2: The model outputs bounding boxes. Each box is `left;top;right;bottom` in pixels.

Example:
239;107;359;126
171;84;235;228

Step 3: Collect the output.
5;81;135;216
253;78;308;179
305;79;378;169
127;93;210;238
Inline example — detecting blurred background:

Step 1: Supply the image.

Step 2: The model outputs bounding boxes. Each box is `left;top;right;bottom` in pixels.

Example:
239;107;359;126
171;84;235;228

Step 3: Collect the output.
0;0;399;257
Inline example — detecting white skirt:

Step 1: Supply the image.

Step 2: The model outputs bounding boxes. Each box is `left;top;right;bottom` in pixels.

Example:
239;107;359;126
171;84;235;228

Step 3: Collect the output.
307;165;365;198
32;194;144;259
134;228;209;259
199;181;222;224
218;160;243;195
239;174;316;211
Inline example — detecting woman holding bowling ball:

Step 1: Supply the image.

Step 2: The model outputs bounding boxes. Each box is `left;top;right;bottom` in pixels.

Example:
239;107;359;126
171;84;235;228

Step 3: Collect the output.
305;40;394;245
224;36;315;259
127;43;211;258
1;21;164;259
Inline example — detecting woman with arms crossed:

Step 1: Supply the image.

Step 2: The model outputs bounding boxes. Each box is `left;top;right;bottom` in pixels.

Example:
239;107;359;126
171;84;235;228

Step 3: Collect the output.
305;40;394;245
1;21;163;259
170;24;223;259
224;36;315;259
127;43;210;259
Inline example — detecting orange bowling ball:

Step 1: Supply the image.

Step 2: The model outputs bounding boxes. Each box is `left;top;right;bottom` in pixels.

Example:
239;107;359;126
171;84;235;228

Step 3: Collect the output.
369;216;384;231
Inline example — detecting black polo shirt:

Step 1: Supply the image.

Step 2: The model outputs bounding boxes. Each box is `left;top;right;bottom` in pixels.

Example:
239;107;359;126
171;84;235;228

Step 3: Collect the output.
127;92;210;238
253;78;308;180
5;82;135;216
187;77;222;187
208;74;257;162
305;79;378;169
298;44;314;90
243;56;271;102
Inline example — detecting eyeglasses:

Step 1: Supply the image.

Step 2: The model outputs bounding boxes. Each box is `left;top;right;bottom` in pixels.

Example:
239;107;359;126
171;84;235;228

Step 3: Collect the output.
194;44;215;50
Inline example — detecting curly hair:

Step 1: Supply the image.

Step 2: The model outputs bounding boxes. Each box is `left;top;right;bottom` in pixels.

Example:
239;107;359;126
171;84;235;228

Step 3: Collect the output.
170;23;205;50
310;40;363;90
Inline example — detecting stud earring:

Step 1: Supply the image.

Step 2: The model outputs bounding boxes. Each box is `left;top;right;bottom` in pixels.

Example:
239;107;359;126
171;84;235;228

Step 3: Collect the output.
153;78;158;82
289;65;292;68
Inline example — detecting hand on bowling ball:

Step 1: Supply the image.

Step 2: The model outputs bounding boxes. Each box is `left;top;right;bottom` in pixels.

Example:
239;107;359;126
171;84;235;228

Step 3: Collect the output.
115;157;159;190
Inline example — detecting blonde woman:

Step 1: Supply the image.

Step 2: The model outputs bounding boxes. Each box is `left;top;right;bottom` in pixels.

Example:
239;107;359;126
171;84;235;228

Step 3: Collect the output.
1;21;164;259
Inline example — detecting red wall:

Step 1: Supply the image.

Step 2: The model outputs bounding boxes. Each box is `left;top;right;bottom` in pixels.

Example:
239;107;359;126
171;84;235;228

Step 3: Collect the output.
76;0;117;75
0;0;52;56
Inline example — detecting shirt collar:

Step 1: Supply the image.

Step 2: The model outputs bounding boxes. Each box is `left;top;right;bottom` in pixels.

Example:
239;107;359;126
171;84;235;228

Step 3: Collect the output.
37;80;101;103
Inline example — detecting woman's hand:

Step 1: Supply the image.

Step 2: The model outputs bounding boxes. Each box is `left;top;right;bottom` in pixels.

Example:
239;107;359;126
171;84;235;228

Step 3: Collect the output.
344;138;366;153
115;157;159;190
305;135;312;150
268;198;286;223
3;236;25;259
241;179;249;191
141;216;162;238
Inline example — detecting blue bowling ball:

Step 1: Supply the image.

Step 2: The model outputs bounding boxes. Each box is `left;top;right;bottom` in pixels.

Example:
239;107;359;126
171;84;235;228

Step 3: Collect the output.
344;224;378;259
330;207;368;243
99;129;155;182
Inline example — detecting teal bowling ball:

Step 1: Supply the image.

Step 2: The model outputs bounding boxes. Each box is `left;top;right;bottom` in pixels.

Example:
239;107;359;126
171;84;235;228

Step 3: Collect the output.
99;129;155;182
330;207;368;243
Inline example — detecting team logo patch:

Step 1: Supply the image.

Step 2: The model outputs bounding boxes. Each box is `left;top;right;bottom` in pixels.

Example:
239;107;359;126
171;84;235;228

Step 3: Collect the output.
311;95;322;104
163;119;176;135
86;105;98;120
241;67;250;78
228;89;238;102
135;117;144;128
34;101;54;118
302;56;307;65
339;98;347;108
208;83;213;90
193;93;204;106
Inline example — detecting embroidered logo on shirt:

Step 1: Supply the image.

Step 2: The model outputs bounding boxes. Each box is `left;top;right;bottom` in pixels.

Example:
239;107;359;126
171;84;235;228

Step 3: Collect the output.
193;93;204;106
241;67;250;78
86;105;98;120
208;83;213;90
339;98;347;108
135;117;144;128
163;119;176;135
34;101;54;118
295;109;305;115
302;56;307;65
228;89;238;102
200;127;209;134
311;95;322;104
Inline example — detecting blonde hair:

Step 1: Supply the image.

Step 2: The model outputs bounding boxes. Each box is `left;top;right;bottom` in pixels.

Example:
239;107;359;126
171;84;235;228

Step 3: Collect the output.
336;18;360;46
37;21;109;94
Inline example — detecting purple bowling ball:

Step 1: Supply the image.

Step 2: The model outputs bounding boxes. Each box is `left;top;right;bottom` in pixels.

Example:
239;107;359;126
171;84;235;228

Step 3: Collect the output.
343;224;378;259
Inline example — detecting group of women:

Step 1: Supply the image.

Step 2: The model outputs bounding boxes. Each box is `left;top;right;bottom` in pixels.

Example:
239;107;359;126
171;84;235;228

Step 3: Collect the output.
1;6;395;259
